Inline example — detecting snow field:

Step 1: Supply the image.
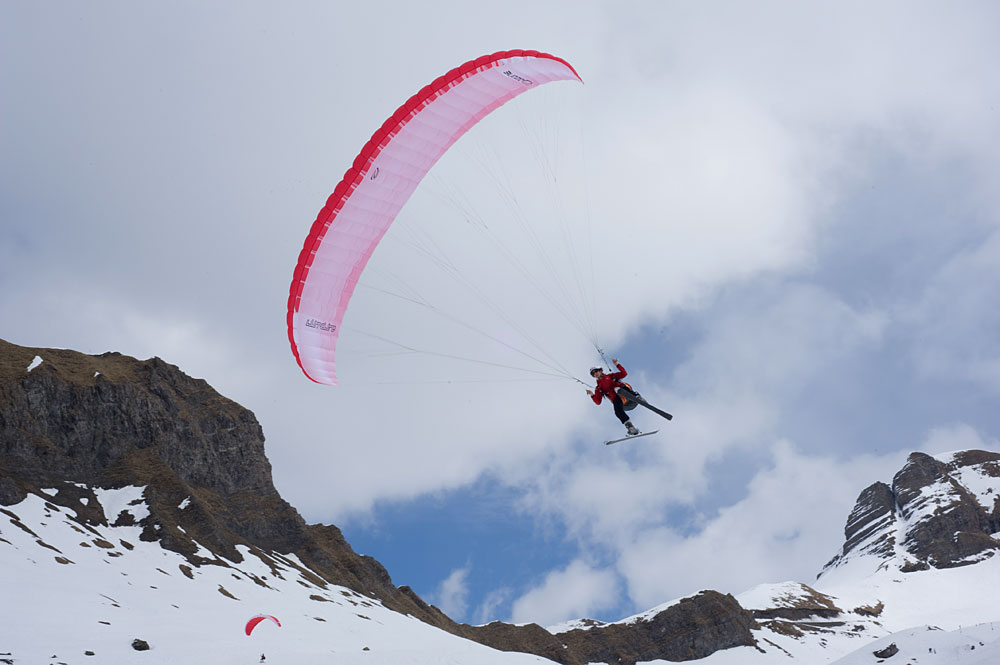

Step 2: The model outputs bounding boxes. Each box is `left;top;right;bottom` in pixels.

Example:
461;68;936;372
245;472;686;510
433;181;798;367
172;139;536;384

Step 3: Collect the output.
830;623;1000;665
0;489;554;665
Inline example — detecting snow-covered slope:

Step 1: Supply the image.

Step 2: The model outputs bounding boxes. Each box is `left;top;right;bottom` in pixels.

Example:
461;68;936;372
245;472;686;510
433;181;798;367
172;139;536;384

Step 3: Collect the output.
544;449;1000;664
0;487;552;665
830;623;1000;665
3;469;999;665
689;557;1000;664
651;449;1000;663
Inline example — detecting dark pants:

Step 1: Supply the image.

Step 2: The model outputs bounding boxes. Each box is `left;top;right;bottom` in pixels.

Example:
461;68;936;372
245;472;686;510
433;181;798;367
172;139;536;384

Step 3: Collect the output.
612;394;629;424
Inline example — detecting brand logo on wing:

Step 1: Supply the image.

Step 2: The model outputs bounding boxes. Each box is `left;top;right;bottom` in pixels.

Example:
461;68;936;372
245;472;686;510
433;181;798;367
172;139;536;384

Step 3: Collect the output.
305;318;337;333
502;70;534;86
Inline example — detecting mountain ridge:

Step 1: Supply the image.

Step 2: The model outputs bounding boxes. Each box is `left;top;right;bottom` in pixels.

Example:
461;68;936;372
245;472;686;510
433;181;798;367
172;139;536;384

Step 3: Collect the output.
0;338;755;664
3;338;999;663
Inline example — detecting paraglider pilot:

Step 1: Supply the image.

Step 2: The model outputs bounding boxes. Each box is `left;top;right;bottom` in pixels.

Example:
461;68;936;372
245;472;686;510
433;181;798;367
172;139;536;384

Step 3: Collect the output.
587;359;639;436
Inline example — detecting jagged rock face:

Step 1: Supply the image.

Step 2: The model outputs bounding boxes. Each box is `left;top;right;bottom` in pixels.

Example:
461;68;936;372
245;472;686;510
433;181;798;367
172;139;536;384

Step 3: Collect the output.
0;339;271;496
457;591;757;665
0;339;298;554
824;450;1000;574
894;451;1000;568
841;481;897;561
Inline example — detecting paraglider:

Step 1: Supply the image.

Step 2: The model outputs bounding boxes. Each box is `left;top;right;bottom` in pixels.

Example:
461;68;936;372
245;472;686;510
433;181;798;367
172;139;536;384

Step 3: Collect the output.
245;614;281;636
587;359;673;445
287;50;582;386
588;360;640;436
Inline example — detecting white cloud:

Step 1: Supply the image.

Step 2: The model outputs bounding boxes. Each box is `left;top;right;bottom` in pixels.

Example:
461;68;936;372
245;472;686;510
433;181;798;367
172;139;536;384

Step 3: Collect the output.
905;230;1000;395
615;441;906;609
919;424;998;457
512;282;893;543
509;559;619;626
474;587;514;626
672;284;888;400
430;565;471;621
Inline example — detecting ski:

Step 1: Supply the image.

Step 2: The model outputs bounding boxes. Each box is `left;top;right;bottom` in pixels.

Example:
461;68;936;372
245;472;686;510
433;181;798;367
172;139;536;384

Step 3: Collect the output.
616;388;673;421
605;430;659;446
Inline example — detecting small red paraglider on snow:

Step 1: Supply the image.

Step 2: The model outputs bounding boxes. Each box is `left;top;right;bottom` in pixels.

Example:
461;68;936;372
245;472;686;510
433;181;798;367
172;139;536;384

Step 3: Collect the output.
245;614;281;636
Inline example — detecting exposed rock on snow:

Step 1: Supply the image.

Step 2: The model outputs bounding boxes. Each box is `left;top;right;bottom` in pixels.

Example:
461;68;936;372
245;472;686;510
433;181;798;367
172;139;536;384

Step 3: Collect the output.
830;624;1000;665
872;641;898;658
468;591;756;665
823;450;1000;575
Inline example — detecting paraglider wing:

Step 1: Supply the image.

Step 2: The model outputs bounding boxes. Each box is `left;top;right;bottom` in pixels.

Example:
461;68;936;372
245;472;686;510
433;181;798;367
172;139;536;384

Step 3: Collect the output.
245;614;281;636
287;49;582;385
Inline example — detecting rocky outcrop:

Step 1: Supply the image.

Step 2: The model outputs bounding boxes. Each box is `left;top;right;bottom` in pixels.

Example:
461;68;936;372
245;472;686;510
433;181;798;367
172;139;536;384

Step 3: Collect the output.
873;642;899;658
456;591;757;665
894;451;1000;568
842;481;897;559
749;584;840;622
823;450;1000;574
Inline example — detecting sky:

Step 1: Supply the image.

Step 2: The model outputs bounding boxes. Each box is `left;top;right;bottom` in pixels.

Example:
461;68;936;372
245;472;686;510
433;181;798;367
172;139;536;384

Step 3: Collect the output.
3;0;1000;628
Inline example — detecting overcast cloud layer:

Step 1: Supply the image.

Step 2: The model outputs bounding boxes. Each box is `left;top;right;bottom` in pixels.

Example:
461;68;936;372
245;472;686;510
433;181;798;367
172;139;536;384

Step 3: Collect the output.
3;1;999;626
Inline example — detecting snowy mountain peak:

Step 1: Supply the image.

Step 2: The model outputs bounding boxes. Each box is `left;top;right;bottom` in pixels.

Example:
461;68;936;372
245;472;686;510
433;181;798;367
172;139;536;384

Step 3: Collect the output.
821;450;1000;578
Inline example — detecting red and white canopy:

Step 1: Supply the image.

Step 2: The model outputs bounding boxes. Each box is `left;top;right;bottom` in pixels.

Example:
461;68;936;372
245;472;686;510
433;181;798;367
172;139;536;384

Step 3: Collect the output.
287;50;582;385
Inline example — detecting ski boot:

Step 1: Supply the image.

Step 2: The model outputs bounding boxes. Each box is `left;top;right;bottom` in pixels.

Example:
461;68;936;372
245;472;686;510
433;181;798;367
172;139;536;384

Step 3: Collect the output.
625;421;639;436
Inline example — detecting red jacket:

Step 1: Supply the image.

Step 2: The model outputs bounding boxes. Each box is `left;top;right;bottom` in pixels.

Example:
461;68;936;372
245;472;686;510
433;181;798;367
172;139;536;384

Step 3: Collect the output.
591;364;628;405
